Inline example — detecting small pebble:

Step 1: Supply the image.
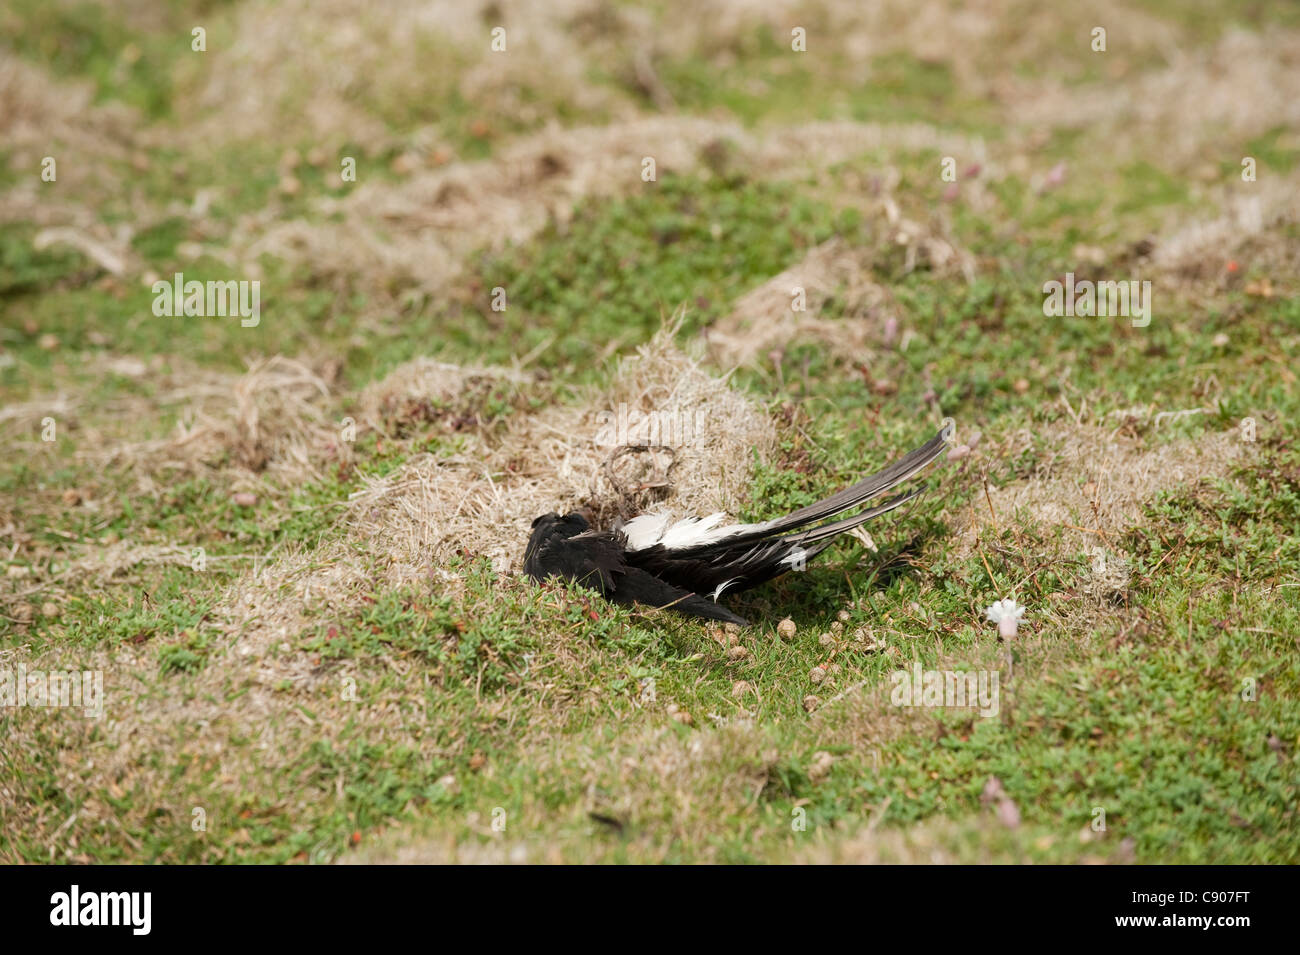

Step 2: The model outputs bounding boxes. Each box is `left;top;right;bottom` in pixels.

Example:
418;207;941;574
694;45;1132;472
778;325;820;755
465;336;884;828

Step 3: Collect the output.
809;751;835;781
777;618;796;641
390;153;419;175
809;667;826;685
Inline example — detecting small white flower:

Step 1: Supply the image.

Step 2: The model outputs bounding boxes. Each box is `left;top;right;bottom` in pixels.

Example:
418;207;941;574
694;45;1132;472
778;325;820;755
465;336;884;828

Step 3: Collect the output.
985;599;1027;638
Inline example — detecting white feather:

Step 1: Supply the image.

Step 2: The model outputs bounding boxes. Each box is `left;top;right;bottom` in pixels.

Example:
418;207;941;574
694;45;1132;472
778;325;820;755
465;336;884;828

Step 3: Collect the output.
709;578;740;601
622;511;771;552
621;512;671;550
779;545;809;568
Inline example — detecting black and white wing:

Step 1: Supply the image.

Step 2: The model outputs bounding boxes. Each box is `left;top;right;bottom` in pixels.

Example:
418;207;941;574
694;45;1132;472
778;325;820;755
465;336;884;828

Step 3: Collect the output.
621;421;953;598
524;524;749;625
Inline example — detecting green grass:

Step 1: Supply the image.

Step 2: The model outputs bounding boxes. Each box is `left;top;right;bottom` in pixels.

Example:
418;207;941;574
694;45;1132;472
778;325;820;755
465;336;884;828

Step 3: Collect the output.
2;0;1298;864
0;0;188;118
464;176;854;373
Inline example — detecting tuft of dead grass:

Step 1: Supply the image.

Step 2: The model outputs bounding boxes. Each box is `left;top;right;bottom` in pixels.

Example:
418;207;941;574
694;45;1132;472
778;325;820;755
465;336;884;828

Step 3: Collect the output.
0;53;140;212
172;0;629;149
81;356;339;491
343;323;776;581
0;53;148;272
705;195;975;369
1015;28;1300;163
953;419;1252;629
1151;175;1300;286
706;238;893;368
960;421;1249;556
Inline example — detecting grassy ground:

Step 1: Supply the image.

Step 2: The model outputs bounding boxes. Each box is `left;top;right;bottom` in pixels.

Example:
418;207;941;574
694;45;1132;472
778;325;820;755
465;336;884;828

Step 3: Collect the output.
1;0;1298;863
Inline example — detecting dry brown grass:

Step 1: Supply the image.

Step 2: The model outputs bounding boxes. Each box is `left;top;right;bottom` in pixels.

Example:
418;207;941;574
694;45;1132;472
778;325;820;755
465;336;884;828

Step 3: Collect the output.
0;52;148;276
706;239;890;367
788;813;1134;864
3;355;338;486
236;116;743;293
0;53;140;209
170;0;630;149
1152;175;1300;286
960;421;1251;557
343;323;775;580
0;357;345;603
1015;28;1300;163
705;189;975;369
947;418;1255;635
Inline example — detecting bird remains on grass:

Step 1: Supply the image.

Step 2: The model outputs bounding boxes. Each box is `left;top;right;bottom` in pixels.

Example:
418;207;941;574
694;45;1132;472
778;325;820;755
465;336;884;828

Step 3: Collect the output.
524;419;954;626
